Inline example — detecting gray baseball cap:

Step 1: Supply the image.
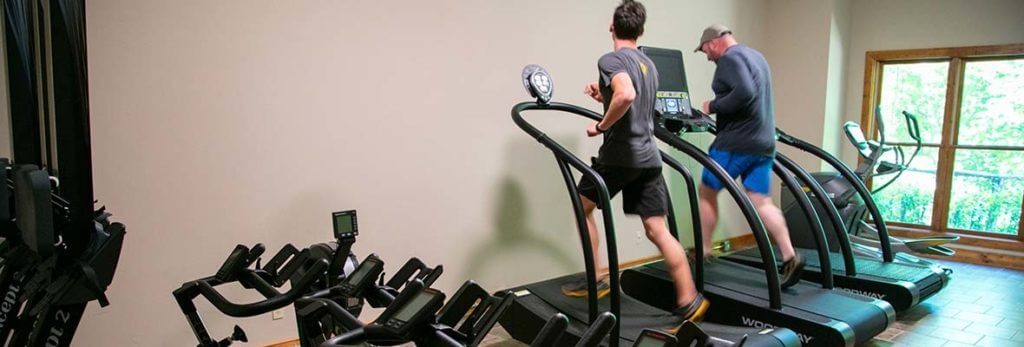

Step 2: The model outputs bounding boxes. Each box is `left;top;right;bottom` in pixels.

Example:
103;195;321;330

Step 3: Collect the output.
695;24;732;52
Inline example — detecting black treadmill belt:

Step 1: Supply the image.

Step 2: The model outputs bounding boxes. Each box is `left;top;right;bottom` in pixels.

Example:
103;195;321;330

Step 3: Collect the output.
646;260;885;324
847;258;933;283
732;247;933;283
525;274;779;344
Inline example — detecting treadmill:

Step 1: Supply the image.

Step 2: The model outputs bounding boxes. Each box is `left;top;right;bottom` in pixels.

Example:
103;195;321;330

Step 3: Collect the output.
498;65;800;347
715;107;950;312
620;46;895;347
725;128;950;313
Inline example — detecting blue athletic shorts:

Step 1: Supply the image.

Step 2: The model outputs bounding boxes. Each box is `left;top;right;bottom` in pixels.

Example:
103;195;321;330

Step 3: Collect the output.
701;148;774;195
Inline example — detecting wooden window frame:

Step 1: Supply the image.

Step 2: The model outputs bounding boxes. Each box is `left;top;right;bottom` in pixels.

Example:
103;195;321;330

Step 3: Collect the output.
861;43;1024;245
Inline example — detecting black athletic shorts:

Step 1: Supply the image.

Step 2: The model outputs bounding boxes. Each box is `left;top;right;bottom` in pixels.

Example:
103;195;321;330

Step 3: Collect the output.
577;158;668;217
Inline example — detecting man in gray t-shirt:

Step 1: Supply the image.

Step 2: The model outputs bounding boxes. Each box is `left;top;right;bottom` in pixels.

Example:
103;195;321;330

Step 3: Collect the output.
565;0;709;323
593;47;661;168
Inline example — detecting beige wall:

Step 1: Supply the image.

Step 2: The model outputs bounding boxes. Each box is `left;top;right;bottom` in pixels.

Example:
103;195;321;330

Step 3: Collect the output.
75;1;766;345
761;0;853;174
762;0;832;172
840;0;1024;163
823;0;851;160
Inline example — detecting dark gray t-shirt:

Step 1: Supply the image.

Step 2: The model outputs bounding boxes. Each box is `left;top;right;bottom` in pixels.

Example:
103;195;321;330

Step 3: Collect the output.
597;48;661;168
709;44;776;156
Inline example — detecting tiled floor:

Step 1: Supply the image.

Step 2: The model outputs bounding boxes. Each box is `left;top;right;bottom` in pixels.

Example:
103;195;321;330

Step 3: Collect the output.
481;259;1024;347
862;259;1024;347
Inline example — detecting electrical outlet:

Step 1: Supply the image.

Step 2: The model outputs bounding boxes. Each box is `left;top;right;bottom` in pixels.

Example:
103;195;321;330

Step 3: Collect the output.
272;309;285;320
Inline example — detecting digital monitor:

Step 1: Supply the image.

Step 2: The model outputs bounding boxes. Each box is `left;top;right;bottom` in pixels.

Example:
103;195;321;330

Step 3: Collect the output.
392;291;436;322
641;46;693;118
216;245;250;281
642;46;689;94
632;329;676;347
676;97;692;115
332;210;358;239
665;98;679;113
844;123;868;147
635;337;670;347
345;259;376;286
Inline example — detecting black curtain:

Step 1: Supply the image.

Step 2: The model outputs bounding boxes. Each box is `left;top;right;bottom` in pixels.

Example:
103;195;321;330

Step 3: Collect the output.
49;0;93;256
3;0;42;166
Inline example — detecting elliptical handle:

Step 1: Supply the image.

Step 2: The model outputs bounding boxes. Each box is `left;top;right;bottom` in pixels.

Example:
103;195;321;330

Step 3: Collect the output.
902;110;922;143
874;105;888;145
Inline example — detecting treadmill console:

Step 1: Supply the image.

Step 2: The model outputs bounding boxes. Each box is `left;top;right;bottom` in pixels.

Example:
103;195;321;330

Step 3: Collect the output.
640;46;710;134
337;254;384;297
332;210;359;240
376;287;445;338
632;329;677;347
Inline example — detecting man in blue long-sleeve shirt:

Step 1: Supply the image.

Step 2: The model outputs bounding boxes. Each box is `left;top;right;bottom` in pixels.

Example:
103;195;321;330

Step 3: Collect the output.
695;24;804;288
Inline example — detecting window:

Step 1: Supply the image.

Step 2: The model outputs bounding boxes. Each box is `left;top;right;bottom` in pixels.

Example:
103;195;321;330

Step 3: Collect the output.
862;44;1024;241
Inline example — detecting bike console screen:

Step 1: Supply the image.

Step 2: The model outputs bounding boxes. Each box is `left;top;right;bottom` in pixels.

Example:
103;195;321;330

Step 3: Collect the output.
380;288;444;336
332;210;359;240
632;329;676;347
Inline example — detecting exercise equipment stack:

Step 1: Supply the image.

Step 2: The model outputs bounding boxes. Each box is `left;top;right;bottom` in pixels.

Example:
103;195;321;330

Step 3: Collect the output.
0;1;127;346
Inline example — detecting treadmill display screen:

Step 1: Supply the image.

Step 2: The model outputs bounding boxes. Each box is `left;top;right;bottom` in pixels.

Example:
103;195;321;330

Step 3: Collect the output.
666;98;679;113
638;46;696;120
332;210;358;239
644;48;688;94
642;46;694;119
393;292;435;322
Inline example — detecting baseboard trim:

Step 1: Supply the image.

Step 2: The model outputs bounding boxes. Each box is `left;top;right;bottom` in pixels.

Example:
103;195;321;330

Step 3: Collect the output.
264;340;298;347
922;244;1024;270
886;227;1024;270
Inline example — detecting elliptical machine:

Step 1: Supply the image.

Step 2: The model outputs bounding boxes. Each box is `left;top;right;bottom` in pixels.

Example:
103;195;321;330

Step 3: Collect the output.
844;108;960;258
847;108;921;192
783;107;959;266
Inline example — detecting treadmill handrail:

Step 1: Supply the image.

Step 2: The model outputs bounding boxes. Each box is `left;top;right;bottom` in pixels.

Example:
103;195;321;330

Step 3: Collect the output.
773;153;858;276
556;158;600;320
659;153;704;291
776;129;894;262
512;101;624;345
653;125;783;309
769;158;834;288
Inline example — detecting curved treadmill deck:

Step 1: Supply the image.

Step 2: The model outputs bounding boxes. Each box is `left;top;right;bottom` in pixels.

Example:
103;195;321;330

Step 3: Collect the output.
726;246;949;312
498;272;800;347
622;260;895;347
